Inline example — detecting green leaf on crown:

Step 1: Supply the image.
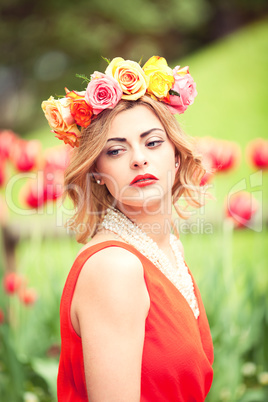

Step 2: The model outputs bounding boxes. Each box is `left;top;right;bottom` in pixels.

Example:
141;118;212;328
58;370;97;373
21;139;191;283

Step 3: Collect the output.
169;89;180;97
101;56;111;65
75;73;90;84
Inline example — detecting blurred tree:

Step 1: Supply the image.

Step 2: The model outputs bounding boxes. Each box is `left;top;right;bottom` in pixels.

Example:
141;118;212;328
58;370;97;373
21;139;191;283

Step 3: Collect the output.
0;0;267;133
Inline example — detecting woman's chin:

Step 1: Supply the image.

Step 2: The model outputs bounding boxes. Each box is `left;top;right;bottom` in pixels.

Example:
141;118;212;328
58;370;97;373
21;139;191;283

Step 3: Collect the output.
116;197;166;215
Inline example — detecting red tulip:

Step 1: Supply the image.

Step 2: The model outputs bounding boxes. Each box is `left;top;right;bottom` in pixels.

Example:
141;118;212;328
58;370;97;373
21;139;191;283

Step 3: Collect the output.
200;171;214;186
19;145;70;208
10;139;42;172
0;158;6;187
20;169;64;209
3;272;24;294
212;140;241;172
47;343;61;358
225;191;258;228
20;172;64;208
20;175;46;209
196;137;241;173
246;138;268;170
0;130;18;160
194;138;214;186
44;145;72;172
0;309;4;324
44;169;64;201
19;288;38;306
42;145;70;201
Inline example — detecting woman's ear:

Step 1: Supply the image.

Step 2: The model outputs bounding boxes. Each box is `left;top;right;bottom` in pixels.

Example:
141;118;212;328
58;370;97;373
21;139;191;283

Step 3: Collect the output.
90;164;103;185
92;172;103;185
175;154;180;172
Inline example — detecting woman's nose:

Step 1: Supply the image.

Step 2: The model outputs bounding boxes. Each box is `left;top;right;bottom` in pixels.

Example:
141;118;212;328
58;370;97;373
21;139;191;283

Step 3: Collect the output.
130;149;148;169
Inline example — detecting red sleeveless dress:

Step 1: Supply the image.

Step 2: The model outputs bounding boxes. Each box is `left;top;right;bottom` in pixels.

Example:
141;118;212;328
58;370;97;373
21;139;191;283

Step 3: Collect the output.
57;241;214;401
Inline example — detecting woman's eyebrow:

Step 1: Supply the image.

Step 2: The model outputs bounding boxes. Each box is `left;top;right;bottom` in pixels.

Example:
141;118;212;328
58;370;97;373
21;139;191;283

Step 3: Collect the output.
107;128;165;143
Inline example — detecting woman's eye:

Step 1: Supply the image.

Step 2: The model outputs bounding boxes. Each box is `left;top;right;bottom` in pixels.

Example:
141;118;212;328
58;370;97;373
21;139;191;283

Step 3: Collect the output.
147;140;164;148
106;141;163;156
106;149;122;156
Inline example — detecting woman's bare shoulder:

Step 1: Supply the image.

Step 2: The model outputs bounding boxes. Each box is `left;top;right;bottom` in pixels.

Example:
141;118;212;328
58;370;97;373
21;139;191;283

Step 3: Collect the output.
77;229;128;257
71;230;150;335
72;235;150;338
76;229;145;287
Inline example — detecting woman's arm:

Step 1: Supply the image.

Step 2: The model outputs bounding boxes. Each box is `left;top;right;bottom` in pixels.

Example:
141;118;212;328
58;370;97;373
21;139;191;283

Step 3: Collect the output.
72;246;150;402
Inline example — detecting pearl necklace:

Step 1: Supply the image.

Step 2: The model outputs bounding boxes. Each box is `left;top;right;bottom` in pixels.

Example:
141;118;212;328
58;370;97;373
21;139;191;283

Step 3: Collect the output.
99;207;200;319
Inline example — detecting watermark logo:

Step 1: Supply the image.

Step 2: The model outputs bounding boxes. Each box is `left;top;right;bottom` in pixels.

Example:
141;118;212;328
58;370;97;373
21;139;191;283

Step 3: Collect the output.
2;169;264;233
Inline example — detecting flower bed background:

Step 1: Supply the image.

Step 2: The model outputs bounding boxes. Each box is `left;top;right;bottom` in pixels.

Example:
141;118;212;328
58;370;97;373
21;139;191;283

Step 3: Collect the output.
0;20;268;402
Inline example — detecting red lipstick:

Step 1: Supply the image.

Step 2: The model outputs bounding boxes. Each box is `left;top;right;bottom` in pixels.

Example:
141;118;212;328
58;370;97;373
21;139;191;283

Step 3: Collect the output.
130;173;159;187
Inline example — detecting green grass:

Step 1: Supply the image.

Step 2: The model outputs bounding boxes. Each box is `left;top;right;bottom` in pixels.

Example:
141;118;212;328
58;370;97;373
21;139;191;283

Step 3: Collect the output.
178;19;268;144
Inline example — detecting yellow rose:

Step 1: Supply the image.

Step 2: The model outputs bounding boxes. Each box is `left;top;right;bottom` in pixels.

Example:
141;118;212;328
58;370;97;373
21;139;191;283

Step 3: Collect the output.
41;96;81;148
143;56;174;100
105;57;149;100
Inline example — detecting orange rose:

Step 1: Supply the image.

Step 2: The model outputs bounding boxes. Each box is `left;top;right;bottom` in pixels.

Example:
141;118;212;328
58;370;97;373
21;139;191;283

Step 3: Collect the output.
53;127;81;148
66;90;93;128
42;96;81;148
42;96;74;130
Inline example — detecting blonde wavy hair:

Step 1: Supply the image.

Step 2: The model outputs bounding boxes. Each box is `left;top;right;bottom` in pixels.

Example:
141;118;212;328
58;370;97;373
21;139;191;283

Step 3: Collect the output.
64;95;207;243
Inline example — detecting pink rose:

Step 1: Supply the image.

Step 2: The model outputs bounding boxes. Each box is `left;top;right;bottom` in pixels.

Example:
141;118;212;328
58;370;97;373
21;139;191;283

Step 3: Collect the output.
85;72;123;115
166;66;197;115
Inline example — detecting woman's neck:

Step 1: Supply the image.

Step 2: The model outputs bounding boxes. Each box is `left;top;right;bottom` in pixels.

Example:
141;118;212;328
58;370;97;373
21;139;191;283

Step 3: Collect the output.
115;202;173;250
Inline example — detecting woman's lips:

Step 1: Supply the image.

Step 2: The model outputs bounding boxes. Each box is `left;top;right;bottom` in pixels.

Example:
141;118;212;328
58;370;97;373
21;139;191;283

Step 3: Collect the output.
131;179;158;188
130;174;159;187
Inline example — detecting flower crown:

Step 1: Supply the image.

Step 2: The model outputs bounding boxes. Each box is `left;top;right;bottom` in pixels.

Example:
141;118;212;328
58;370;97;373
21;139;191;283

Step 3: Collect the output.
41;56;197;148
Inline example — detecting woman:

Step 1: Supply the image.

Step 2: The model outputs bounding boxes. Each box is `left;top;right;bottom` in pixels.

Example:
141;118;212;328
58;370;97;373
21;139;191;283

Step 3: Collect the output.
42;56;213;401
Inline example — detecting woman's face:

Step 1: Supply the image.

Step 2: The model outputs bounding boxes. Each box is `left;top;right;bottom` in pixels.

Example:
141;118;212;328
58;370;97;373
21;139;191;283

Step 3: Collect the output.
94;105;178;214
